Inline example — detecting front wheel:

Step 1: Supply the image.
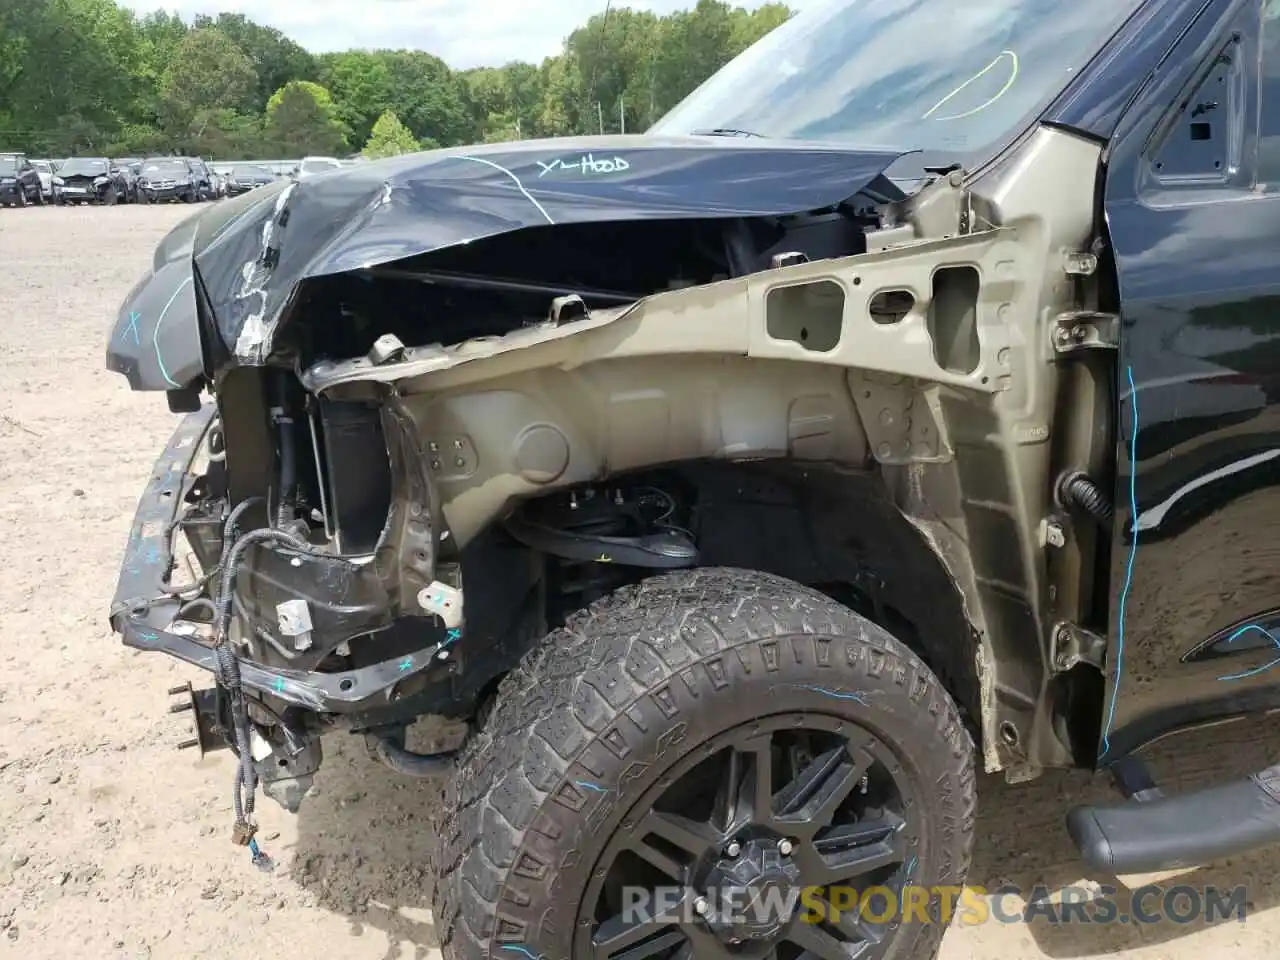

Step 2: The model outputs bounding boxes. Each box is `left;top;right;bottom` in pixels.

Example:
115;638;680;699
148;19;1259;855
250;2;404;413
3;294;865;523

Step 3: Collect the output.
431;567;976;960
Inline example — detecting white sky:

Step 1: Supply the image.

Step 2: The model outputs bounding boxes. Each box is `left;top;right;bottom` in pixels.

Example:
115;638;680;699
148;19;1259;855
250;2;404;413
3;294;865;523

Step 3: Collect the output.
118;0;820;70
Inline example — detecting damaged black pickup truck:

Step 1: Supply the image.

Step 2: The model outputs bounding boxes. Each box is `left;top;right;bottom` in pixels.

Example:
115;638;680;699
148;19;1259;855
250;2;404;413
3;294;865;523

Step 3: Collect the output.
104;0;1280;956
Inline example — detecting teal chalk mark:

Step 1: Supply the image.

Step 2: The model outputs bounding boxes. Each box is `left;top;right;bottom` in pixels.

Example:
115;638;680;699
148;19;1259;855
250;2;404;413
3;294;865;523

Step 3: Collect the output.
121;311;141;344
1101;365;1139;756
398;657;413;672
153;275;193;388
799;685;867;704
1217;624;1280;680
273;677;285;693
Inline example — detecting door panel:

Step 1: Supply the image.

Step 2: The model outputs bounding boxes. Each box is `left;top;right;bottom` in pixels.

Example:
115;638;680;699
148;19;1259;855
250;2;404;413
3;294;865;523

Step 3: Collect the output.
1102;0;1280;759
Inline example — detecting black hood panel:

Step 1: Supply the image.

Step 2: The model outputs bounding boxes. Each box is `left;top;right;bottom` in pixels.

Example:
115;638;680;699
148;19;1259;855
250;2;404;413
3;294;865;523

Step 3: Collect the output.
108;134;910;385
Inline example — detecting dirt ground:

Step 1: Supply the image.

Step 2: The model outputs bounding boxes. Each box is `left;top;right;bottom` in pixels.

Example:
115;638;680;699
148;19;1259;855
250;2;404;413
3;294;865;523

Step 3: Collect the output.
0;204;1277;960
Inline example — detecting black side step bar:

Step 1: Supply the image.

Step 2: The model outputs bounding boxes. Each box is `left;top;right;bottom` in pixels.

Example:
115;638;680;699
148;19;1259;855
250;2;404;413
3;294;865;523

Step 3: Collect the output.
1067;760;1280;874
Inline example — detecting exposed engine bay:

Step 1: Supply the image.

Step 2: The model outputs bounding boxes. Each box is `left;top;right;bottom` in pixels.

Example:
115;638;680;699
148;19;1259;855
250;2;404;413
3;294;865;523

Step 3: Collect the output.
107;127;1114;862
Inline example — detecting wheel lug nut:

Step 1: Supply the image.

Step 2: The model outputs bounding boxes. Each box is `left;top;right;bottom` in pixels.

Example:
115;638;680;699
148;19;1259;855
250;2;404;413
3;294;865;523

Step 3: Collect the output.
725;841;741;857
778;839;794;856
694;897;710;916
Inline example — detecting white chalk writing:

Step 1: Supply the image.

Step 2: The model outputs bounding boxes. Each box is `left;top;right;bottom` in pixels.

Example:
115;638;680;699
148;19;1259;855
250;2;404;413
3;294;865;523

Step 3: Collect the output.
536;154;631;177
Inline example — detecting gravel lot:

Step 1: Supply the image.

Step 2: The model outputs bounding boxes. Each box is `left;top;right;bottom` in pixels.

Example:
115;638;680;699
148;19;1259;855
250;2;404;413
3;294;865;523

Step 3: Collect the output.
1;204;1277;960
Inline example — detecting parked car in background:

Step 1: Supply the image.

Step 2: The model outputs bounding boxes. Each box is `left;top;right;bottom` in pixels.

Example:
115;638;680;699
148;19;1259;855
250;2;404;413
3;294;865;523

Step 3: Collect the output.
54;157;128;205
223;163;276;195
136;158;201;203
0;153;46;206
31;160;55;202
111;160;142;203
294;156;342;180
183;157;214;200
212;165;233;197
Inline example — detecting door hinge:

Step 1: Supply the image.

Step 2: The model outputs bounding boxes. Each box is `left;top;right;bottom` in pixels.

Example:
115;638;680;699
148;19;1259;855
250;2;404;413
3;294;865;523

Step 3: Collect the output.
1051;311;1120;354
1052;621;1106;672
1063;250;1098;275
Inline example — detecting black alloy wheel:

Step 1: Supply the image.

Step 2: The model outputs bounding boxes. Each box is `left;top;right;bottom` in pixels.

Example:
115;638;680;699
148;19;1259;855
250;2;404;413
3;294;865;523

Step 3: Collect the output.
580;715;916;959
431;568;976;960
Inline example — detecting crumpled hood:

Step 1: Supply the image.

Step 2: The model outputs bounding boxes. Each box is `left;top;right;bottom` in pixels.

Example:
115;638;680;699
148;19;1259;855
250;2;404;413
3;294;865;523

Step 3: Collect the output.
107;133;910;388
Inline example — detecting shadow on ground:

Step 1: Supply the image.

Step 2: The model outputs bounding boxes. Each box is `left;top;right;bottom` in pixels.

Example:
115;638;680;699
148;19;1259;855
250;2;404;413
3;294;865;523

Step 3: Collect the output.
290;711;1280;959
968;712;1280;957
290;723;457;960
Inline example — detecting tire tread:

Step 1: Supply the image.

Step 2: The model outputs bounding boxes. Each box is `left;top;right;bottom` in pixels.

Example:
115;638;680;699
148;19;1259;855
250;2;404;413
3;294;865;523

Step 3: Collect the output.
430;567;975;959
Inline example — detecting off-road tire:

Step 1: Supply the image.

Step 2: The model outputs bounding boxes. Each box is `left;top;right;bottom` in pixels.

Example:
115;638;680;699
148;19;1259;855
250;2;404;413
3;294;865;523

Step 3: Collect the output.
430;567;976;960
16;188;26;208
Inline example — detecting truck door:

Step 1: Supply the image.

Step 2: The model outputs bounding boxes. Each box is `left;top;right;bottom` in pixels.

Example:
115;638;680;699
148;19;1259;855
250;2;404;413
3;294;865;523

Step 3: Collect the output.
1100;0;1280;760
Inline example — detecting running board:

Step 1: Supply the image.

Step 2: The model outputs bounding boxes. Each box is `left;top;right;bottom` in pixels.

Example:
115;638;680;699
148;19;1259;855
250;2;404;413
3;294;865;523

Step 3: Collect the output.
1067;761;1280;874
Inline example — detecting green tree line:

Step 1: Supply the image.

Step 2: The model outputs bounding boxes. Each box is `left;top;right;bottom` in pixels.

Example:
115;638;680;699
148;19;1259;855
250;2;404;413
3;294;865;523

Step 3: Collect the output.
0;0;791;159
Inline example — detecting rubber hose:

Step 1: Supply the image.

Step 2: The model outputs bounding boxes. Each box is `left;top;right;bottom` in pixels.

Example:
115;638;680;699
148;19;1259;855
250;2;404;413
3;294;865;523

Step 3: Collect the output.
1059;472;1114;526
178;597;216;620
366;733;458;778
275;416;296;528
272;374;297;529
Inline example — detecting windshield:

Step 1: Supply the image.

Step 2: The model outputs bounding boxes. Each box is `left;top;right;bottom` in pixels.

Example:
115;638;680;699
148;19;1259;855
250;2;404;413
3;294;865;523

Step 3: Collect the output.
141;161;188;177
233;165;273;179
0;157;16;174
300;158;340;174
59;159;108;176
32;161;51;173
650;0;1142;166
